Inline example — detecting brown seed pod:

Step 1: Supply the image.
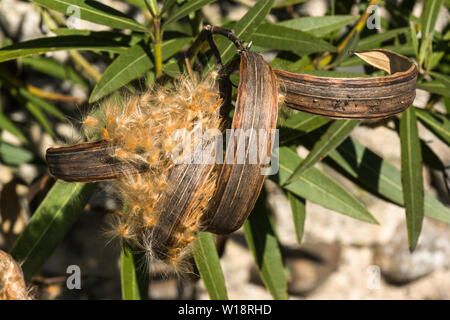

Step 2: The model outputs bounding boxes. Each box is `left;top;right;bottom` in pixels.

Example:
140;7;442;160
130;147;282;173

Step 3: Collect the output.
45;27;418;266
275;49;417;119
201;50;279;234
46;140;148;182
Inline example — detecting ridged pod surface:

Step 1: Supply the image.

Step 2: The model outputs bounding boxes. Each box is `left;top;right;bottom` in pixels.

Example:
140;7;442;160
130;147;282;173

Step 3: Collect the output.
275;49;417;119
202;50;279;234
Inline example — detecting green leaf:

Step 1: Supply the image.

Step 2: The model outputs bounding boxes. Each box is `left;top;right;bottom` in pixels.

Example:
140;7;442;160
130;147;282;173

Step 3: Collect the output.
0;112;27;143
356;28;409;50
244;191;288;300
193;232;228;300
32;0;146;32
287;192;306;245
215;0;275;66
21;56;89;87
280;111;331;144
90;38;190;102
318;136;450;224
272;0;307;8
415;107;450;146
164;0;215;26
89;42;152;102
429;71;450;91
252;24;336;54
145;0;159;16
162;0;177;14
0;36;127;63
277;15;359;38
284;119;358;185
0;142;34;165
122;0;147;10
120;246;142;300
10;182;97;281
278;146;378;224
409;22;419;58
399;107;424;251
421;0;443;37
25;102;54;137
417;80;450;98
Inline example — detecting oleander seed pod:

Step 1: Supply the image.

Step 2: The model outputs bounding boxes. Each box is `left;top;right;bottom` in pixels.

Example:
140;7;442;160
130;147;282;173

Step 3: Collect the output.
149;49;279;261
46;71;225;266
45;27;418;268
200;50;279;234
275;49;417;119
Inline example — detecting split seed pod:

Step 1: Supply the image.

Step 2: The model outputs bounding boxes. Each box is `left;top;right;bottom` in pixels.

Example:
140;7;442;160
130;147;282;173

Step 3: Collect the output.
275;49;417;119
201;50;278;234
45;28;417;267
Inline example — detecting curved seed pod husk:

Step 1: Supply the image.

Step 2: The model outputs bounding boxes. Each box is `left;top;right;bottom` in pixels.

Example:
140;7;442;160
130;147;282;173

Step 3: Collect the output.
275;49;417;119
202;50;279;234
46;140;148;182
46;71;226;266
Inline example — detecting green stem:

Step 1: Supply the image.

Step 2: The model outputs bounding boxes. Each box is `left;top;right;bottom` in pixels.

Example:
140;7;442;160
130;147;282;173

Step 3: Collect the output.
153;18;163;78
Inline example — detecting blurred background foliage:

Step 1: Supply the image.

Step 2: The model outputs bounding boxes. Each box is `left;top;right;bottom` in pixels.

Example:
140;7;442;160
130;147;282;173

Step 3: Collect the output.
0;0;449;300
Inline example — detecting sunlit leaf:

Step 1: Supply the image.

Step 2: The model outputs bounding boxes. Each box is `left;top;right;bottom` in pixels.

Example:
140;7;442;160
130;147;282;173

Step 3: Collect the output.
11;182;97;281
399;107;424;251
193;232;228;300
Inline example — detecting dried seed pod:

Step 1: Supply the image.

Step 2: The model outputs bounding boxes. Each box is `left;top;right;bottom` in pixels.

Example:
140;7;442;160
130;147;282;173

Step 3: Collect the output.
201;50;279;234
44;27;418;267
275;49;417;119
46;72;225;265
46;140;148;182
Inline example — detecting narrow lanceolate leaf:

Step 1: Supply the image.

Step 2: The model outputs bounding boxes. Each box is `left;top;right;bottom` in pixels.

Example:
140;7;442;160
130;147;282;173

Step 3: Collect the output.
193;232;228;300
25;102;54;137
244;191;288;300
120;246;142;300
252;24;336;54
89;42;153;102
284;119;358;185
21;57;88;88
31;0;146;32
145;0;158;17
356;27;409;50
415;108;450;146
277;15;359;38
215;0;275;65
0;112;27;143
429;72;450;92
417;80;450;98
400;107;424;252
421;0;443;37
280;111;330;144
287;192;306;245
164;0;215;26
0;142;34;166
409;22;419;58
277;146;378;224
0;36;127;63
272;0;307;8
10;182;97;281
122;0;147;10
316;136;450;224
90;38;191;102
